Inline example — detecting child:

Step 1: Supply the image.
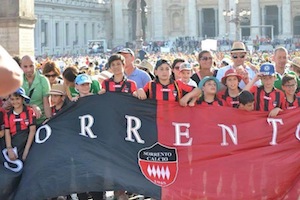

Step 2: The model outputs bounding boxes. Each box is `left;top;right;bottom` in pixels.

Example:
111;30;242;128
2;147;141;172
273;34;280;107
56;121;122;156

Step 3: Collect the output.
244;63;286;117
195;76;224;106
134;59;196;101
73;74;93;100
218;69;242;108
281;73;300;109
4;87;36;161
238;90;255;111
179;62;197;87
100;54;137;94
49;84;67;116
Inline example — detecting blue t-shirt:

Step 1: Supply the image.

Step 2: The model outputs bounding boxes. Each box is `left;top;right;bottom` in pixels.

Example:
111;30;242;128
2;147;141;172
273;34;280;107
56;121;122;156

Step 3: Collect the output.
126;67;151;89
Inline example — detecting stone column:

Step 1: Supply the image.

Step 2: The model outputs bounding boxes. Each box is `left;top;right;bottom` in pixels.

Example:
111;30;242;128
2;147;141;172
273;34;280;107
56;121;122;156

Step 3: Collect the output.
151;0;163;40
250;0;260;38
218;0;226;38
112;0;124;46
187;0;197;37
278;5;282;36
282;0;292;38
261;6;265;37
0;0;36;56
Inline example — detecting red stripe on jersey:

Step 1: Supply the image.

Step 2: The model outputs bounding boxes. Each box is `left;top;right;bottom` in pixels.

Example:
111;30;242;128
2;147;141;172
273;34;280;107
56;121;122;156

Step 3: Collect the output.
217;88;241;108
102;77;137;94
4;106;36;136
143;79;194;101
250;86;286;111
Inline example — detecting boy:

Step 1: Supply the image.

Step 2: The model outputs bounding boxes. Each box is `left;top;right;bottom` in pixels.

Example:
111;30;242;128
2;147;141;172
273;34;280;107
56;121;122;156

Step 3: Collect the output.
100;54;137;94
73;74;93;101
4;87;36;161
49;84;67;116
244;63;286;117
178;62;197;87
281;73;300;109
238;90;254;111
196;76;224;106
218;69;242;108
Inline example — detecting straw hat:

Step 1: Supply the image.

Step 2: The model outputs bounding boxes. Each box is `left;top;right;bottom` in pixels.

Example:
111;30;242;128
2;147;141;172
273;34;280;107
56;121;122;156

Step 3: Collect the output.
230;42;247;53
136;59;154;73
289;57;300;68
49;84;65;95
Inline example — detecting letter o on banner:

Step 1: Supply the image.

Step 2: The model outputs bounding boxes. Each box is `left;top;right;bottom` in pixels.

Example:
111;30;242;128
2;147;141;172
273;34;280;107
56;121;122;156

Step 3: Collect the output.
35;124;52;144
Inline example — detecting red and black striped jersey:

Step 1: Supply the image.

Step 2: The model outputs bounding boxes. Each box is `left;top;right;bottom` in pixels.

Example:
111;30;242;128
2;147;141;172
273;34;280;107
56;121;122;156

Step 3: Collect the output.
217;88;242;108
51;101;67;116
4;105;36;136
143;79;194;101
196;95;224;106
101;76;137;94
284;95;300;110
250;86;286;111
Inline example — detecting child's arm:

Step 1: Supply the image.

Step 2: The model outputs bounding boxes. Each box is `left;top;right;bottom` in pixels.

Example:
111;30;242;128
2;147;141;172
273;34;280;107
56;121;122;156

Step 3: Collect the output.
98;88;106;95
180;88;201;106
268;107;283;117
5;129;17;161
22;125;36;161
134;88;147;100
243;73;261;91
0;130;4;138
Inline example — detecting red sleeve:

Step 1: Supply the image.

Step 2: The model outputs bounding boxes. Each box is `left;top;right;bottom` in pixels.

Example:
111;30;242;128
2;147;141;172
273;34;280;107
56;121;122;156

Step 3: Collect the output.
4;112;10;129
217;90;225;100
27;106;36;126
249;85;258;94
131;81;137;93
143;81;151;93
176;80;194;92
101;80;107;90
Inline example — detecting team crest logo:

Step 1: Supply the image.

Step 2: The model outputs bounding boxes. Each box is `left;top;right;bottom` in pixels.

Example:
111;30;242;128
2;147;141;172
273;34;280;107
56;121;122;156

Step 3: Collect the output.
138;142;178;187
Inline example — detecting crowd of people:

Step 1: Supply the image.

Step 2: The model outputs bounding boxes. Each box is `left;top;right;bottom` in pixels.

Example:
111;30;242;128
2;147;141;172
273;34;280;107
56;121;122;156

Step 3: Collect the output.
0;41;300;199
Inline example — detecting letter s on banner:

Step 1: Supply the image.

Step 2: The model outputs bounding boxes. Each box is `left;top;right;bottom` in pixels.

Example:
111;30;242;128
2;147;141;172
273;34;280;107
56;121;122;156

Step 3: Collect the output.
2;148;23;172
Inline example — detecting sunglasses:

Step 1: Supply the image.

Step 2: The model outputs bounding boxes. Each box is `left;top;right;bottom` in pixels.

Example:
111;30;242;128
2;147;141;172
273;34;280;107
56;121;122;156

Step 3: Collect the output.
232;54;246;59
45;74;58;78
283;84;296;88
200;57;213;61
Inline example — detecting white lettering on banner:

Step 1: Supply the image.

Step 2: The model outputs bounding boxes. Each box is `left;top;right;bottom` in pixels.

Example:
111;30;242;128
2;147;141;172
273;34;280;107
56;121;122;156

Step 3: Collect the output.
267;118;283;145
2;148;23;172
173;123;193;146
125;115;145;144
296;123;300;141
35;124;52;144
79;115;97;138
218;124;238;146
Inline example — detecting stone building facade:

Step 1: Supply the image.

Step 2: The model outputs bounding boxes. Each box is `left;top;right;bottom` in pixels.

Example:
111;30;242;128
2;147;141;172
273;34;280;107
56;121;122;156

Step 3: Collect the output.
32;0;300;55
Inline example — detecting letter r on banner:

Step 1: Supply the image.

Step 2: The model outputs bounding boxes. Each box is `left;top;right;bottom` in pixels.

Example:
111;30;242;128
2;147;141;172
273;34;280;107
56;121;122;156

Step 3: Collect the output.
125;115;145;144
79;115;97;138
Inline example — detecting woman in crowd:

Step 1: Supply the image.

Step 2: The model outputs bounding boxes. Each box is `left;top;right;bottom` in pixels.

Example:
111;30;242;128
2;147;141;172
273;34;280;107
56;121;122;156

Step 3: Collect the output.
191;50;217;85
42;61;63;86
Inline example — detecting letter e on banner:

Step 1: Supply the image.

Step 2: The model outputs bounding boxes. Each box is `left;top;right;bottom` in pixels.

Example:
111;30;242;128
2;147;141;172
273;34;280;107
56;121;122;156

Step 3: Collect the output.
172;122;193;146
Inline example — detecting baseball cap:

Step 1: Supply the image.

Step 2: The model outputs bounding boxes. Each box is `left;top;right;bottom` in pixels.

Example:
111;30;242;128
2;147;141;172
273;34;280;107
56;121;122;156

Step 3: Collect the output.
117;48;135;57
179;62;192;71
14;87;30;103
198;76;220;91
259;63;275;76
49;84;65;95
75;74;92;85
221;69;242;85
